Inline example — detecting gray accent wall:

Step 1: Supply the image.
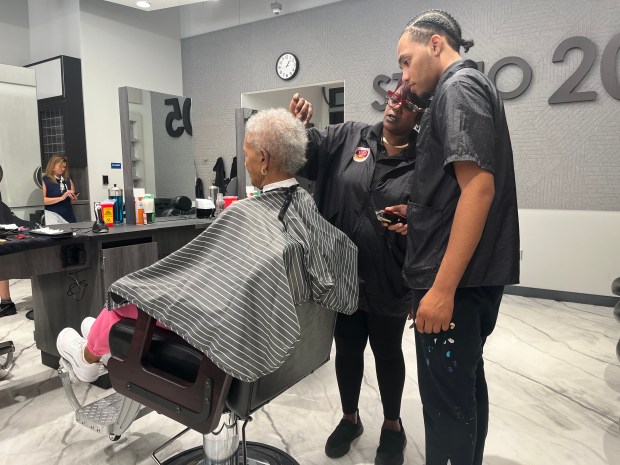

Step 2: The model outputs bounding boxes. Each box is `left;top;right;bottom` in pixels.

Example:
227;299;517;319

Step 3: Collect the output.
182;0;620;211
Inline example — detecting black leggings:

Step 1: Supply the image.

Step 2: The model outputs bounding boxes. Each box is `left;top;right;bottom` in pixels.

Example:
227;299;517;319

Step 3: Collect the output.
334;309;407;421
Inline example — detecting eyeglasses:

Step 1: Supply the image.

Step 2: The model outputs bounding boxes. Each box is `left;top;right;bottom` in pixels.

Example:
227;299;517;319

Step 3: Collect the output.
386;90;425;114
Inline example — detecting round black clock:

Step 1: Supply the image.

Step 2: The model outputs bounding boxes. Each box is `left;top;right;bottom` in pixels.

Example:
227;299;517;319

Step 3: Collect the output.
276;52;299;81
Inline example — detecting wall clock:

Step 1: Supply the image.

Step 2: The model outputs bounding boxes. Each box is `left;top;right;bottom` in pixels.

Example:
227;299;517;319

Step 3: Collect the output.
276;52;299;81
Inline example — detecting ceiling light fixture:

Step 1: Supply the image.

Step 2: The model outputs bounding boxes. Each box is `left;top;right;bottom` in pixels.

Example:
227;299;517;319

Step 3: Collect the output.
271;1;282;15
136;1;151;8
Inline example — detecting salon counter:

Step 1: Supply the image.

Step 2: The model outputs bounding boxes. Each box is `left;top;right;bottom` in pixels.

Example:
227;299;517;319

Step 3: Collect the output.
0;218;212;368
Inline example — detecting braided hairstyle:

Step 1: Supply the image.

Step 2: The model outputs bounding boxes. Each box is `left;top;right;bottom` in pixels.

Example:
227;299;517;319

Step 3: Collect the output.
403;10;474;54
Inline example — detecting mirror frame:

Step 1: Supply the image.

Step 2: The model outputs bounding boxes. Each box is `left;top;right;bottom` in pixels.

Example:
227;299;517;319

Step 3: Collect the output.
118;86;138;224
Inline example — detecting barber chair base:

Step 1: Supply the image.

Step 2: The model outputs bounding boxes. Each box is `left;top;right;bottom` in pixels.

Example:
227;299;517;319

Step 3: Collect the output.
162;443;299;465
0;340;15;370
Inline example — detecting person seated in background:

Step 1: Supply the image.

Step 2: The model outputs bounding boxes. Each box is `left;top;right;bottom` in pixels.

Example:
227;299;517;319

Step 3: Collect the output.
57;108;359;383
0;280;16;317
42;153;78;224
0;198;36;317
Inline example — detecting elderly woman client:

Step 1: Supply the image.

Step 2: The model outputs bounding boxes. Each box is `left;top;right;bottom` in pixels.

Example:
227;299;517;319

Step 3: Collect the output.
57;108;358;385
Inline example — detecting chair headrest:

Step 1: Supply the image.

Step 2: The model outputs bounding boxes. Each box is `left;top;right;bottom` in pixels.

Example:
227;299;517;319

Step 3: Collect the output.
172;196;192;211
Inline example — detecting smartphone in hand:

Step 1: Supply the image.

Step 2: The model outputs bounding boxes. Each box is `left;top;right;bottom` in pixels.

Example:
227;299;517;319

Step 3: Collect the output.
375;209;407;225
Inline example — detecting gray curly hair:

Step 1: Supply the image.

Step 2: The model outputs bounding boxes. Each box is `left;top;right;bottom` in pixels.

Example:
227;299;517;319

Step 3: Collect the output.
245;108;308;175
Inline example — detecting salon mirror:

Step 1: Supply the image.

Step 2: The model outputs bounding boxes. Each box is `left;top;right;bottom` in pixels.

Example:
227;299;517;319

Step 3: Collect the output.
119;86;195;224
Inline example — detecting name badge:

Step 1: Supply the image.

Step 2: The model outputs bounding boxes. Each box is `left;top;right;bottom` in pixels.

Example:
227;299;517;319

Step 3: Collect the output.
353;147;370;163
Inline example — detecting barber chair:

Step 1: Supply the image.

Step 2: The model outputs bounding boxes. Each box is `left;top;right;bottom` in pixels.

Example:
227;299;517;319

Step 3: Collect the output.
43;210;69;225
159;196;193;217
225;177;238;197
59;300;336;464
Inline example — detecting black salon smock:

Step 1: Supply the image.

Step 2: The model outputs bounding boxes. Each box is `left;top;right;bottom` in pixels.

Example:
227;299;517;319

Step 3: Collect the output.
301;121;417;317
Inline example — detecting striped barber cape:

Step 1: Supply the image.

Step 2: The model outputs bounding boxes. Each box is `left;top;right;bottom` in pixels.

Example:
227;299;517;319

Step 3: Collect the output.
106;187;358;382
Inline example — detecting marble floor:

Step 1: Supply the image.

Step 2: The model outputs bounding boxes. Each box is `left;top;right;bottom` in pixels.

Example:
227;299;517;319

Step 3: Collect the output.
1;279;619;465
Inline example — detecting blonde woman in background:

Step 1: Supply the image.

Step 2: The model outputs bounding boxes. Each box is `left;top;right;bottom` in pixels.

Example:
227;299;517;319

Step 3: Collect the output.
42;154;78;223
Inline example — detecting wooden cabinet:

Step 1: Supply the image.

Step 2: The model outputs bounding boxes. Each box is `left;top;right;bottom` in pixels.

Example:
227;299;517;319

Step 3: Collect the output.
101;241;158;291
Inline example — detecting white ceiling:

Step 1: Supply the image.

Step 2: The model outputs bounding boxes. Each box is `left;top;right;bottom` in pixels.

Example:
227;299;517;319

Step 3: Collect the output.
101;0;345;38
103;0;217;10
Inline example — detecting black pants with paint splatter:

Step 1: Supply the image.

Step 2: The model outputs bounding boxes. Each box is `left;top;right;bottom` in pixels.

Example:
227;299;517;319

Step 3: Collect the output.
334;309;408;421
412;286;504;465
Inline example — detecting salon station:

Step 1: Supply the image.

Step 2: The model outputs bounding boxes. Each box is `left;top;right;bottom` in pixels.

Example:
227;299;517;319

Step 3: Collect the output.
0;1;619;465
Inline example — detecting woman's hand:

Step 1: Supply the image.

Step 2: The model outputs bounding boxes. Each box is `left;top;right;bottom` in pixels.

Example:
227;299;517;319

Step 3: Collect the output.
289;93;313;124
63;190;78;201
383;204;408;235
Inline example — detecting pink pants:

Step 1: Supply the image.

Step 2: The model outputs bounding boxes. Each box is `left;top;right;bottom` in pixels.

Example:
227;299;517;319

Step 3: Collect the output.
87;304;166;357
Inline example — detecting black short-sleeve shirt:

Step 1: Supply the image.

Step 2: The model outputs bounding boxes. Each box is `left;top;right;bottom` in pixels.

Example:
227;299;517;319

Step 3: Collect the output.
403;59;520;289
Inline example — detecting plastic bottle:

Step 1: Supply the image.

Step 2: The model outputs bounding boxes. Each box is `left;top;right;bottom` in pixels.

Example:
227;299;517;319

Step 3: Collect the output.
101;201;115;227
135;197;144;225
108;184;124;224
216;193;225;217
144;194;156;224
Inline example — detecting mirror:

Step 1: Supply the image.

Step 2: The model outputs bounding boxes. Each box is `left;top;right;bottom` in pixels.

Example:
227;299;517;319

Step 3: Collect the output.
239;81;345;197
0;64;44;223
119;87;195;224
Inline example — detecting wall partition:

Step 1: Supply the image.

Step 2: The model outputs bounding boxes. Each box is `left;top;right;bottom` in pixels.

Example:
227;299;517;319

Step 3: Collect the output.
181;0;620;300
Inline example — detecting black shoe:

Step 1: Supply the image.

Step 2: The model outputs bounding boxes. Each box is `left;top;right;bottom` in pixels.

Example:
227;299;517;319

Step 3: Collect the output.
0;301;17;318
374;419;407;465
325;414;364;458
25;309;34;320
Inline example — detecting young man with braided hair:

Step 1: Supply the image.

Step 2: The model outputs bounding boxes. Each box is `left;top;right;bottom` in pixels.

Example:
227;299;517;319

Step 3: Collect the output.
389;9;520;465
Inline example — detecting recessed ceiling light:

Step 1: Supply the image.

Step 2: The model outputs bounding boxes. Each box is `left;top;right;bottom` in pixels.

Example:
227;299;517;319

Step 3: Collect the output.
136;1;151;8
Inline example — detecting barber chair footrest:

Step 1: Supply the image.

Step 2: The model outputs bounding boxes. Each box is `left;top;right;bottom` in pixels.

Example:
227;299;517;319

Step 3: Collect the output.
76;392;149;437
162;442;299;465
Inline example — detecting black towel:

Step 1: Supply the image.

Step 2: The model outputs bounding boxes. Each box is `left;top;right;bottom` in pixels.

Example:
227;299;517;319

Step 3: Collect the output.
230;156;237;180
213;157;226;192
195;177;204;199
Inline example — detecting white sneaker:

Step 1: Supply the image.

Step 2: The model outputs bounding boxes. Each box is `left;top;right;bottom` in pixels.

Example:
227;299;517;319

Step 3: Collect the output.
80;317;111;369
80;317;96;339
56;328;101;383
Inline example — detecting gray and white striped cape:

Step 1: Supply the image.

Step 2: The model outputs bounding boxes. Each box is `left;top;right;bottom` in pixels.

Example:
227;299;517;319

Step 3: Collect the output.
106;188;358;382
